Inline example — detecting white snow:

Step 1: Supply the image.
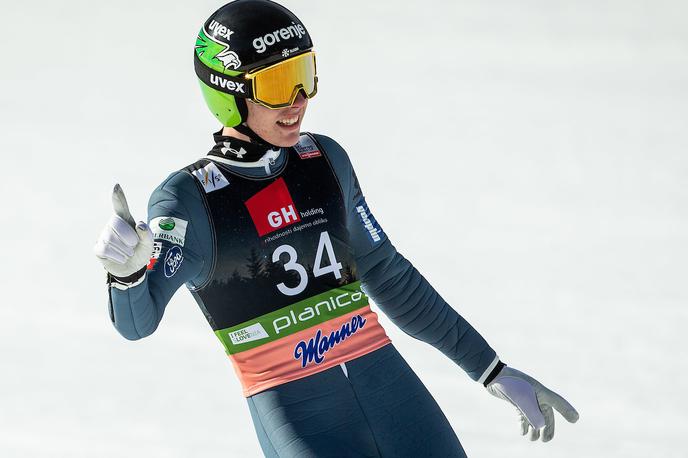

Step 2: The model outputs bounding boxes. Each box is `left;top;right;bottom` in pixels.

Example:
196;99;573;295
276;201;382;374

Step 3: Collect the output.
1;1;686;457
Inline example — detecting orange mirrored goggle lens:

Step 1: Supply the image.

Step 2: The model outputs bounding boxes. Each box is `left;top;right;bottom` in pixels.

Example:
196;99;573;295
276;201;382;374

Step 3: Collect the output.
248;52;318;108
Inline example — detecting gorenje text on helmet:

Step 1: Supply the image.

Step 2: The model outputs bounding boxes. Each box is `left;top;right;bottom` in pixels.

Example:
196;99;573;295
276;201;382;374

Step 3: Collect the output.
253;22;307;54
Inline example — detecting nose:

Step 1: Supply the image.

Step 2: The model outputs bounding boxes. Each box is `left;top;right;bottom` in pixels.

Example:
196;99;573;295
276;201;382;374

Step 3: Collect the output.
291;90;307;108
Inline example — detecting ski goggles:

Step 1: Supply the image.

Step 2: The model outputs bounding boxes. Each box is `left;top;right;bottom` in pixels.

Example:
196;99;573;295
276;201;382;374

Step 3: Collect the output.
195;50;318;109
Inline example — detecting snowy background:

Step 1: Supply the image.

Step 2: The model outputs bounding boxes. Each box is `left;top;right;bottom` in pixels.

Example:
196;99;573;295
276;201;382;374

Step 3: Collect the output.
1;0;686;457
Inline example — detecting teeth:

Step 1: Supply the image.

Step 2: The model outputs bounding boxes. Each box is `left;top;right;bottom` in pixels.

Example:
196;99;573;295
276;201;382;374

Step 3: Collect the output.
277;116;298;126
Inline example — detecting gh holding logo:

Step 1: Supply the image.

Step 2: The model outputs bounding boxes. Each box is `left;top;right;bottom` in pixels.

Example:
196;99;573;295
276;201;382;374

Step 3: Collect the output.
245;178;301;236
268;205;298;229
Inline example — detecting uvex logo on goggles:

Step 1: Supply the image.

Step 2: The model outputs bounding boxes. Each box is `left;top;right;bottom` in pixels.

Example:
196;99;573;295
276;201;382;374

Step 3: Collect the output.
194;51;317;109
208;74;246;94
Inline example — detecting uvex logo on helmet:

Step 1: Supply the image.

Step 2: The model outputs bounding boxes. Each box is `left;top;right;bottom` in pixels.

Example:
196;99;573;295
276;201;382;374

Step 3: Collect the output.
209;74;246;94
207;19;234;41
253;22;307;54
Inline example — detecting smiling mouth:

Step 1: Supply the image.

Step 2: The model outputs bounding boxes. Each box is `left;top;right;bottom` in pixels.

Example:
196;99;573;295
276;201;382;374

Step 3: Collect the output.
276;115;299;127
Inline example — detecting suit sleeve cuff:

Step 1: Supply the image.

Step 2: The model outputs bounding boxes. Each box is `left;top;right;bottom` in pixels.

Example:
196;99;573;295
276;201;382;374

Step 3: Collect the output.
107;267;147;291
478;355;504;385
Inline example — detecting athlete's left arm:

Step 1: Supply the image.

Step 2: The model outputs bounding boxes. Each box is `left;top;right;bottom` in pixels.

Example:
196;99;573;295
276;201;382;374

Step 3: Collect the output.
316;134;500;382
317;134;580;441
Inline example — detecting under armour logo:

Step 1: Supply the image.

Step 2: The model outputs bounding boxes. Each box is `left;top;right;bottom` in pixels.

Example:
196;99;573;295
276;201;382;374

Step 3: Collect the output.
221;142;247;158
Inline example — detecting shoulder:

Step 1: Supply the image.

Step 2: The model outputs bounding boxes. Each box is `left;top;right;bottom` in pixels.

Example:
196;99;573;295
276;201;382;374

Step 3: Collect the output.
306;133;355;173
310;133;350;159
148;165;206;214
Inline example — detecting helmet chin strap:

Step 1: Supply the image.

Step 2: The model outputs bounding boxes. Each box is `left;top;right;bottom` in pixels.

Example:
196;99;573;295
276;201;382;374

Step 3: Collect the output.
233;98;279;149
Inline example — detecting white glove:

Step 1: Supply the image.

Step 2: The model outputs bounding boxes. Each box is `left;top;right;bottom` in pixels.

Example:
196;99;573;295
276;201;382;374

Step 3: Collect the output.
486;366;579;442
94;184;153;281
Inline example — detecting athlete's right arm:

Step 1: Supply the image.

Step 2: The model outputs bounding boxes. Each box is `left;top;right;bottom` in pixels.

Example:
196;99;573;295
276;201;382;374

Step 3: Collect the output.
96;172;212;340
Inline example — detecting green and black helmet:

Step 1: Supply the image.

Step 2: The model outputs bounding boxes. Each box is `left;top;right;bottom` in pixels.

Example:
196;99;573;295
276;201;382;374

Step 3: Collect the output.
195;0;314;127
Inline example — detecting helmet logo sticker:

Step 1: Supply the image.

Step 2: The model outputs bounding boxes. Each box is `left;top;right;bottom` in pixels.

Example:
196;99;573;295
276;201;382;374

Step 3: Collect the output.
253;22;307;54
281;47;299;58
208;20;234;41
217;51;241;70
196;26;243;70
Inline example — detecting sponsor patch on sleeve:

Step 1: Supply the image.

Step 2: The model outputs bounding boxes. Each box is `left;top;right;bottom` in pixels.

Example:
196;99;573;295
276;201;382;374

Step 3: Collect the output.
150;216;188;247
163;245;184;278
192;161;230;193
355;198;383;244
293;135;321;159
146;241;163;271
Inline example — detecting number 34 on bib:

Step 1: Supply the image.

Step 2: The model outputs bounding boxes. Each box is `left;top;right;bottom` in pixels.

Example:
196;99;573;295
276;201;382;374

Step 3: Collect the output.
272;231;342;296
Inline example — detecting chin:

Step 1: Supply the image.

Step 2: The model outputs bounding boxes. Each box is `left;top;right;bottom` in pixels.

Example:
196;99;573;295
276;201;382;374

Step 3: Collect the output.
274;131;301;148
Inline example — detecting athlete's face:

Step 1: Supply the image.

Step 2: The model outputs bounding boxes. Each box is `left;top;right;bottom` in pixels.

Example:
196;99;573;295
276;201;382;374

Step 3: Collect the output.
246;91;308;147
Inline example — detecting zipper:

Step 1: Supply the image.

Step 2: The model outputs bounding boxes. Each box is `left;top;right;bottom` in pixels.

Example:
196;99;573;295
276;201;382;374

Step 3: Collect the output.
263;155;277;174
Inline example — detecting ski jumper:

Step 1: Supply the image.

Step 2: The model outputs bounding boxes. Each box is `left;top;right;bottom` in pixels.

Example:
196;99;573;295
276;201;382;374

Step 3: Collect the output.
108;131;499;457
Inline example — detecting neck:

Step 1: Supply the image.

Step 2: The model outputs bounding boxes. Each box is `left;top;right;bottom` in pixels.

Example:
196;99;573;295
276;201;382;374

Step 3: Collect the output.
221;126;252;142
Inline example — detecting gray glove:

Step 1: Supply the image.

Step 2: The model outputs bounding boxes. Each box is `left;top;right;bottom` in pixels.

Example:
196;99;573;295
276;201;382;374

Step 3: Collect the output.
93;184;153;282
486;366;579;442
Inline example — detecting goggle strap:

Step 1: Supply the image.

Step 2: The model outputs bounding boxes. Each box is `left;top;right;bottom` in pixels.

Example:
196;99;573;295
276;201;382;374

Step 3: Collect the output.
194;52;254;99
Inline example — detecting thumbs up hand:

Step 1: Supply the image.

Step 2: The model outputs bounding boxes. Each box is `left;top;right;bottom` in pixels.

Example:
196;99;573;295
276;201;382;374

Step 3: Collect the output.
94;184;154;280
